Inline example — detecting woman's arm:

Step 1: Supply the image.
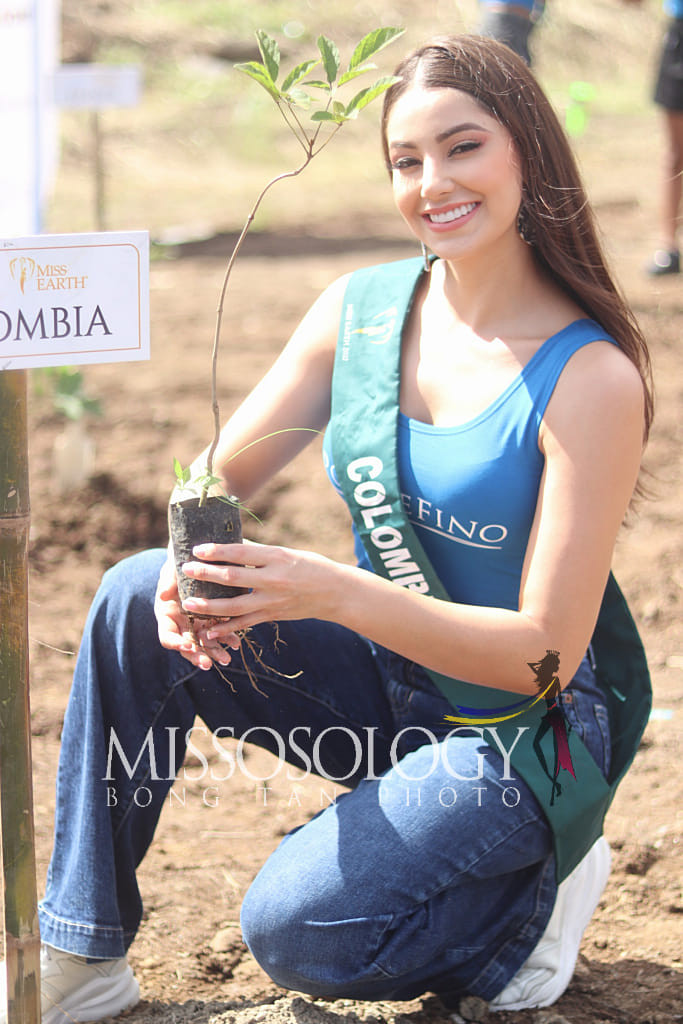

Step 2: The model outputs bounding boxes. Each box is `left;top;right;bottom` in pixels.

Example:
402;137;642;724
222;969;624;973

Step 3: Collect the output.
182;338;646;692
187;272;349;501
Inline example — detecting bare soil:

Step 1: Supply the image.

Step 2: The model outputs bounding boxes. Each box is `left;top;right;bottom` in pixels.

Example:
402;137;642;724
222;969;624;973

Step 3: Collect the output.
16;3;683;1024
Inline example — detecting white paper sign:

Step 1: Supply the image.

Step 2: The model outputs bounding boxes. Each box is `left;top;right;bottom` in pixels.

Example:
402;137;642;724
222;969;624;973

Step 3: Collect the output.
0;231;149;370
53;64;142;110
0;0;60;235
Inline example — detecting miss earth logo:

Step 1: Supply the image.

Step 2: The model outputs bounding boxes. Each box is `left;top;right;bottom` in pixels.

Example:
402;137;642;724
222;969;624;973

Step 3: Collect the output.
8;256;36;293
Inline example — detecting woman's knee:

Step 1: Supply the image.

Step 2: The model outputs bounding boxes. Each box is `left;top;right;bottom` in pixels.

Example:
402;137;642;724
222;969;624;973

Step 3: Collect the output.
73;548;170;702
240;864;318;991
92;549;166;640
99;548;166;605
239;835;372;997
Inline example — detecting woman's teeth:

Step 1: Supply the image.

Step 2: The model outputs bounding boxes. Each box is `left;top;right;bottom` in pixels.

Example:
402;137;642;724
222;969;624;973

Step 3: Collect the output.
428;202;477;223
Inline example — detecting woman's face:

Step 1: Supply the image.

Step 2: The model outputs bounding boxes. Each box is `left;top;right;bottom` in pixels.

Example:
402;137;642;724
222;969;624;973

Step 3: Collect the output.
385;84;525;264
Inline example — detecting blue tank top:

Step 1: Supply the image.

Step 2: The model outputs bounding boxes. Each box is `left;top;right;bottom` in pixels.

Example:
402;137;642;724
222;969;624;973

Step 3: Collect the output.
323;318;613;610
665;0;683;18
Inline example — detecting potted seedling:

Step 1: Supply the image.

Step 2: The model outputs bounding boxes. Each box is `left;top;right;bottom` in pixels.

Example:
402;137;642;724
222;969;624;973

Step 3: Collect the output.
168;26;404;627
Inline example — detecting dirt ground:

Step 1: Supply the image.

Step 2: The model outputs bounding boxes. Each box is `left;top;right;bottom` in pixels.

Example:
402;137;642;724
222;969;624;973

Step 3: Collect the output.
14;3;683;1024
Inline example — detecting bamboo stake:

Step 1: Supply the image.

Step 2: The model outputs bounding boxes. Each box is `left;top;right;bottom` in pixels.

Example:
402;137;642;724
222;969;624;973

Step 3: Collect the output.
0;369;41;1024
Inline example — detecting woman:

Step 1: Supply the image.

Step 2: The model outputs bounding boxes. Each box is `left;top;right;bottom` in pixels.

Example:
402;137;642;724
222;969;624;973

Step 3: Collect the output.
30;35;652;1023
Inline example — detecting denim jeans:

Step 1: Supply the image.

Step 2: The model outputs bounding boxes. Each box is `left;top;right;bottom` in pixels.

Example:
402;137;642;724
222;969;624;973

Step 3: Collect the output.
38;548;611;1006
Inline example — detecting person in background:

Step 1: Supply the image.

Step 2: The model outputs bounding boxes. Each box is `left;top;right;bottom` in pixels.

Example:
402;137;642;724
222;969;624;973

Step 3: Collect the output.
646;0;683;274
478;0;546;64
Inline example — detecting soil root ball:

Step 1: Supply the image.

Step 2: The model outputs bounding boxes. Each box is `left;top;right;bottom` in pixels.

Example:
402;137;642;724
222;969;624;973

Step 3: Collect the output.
168;494;245;609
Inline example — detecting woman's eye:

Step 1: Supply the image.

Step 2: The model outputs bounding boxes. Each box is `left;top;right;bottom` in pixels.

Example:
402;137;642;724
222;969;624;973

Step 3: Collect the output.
391;157;420;171
449;140;480;156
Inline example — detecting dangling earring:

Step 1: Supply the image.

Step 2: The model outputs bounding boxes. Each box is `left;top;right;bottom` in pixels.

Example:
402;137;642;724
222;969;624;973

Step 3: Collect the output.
421;241;432;272
517;202;534;245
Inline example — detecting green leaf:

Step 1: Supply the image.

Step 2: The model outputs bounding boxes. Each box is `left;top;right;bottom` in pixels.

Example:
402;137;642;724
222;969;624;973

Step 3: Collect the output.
317;35;340;85
348;26;405;70
256;29;280;83
201;471;224;490
234;60;281;101
310;109;347;123
281;58;319;93
81;396;102;417
345;76;401;114
302;79;331;91
337;66;374;87
285;87;312;109
54;367;80;395
173;458;191;488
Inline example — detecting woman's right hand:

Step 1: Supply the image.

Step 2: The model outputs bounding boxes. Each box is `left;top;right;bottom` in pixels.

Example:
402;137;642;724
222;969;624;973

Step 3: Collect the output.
154;550;220;670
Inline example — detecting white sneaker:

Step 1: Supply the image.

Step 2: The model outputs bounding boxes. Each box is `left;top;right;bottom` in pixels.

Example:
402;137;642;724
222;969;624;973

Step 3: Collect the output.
1;945;140;1024
489;836;612;1012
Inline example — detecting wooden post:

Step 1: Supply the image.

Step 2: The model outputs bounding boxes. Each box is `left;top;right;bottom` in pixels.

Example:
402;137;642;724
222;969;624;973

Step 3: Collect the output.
0;369;41;1024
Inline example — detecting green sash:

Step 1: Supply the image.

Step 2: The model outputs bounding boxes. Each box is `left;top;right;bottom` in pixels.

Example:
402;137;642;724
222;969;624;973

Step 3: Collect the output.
330;257;652;882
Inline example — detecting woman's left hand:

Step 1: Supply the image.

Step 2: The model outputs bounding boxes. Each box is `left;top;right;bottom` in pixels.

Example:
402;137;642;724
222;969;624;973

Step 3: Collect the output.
179;540;341;647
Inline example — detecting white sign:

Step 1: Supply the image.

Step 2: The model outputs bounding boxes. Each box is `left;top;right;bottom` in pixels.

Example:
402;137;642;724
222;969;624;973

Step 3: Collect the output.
53;64;142;110
0;231;150;371
0;0;60;234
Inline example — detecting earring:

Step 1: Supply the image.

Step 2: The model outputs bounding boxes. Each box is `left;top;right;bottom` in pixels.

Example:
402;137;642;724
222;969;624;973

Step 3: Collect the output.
421;241;432;271
517;203;534;245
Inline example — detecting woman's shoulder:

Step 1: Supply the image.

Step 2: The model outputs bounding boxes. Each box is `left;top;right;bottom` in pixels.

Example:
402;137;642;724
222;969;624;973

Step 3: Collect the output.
293;259;416;342
546;323;645;431
296;272;352;333
561;318;642;379
340;256;427;293
534;286;643;408
311;257;427;319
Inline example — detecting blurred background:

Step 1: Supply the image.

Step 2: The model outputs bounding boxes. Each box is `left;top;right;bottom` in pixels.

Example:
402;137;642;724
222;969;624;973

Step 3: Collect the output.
48;0;663;253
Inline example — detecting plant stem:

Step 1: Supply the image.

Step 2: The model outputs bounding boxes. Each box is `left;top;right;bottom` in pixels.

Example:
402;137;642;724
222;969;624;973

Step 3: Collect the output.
202;148;316;500
276;103;311;156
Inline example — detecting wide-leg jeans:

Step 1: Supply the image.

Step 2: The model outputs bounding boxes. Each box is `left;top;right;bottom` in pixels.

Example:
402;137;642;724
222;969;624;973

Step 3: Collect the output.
38;548;611;1005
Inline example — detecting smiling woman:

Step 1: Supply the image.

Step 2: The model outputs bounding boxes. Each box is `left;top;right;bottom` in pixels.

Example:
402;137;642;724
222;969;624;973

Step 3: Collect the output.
26;32;653;1024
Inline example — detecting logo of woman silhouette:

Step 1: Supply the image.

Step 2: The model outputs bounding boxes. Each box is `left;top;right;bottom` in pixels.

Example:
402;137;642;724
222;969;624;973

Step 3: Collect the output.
529;650;576;805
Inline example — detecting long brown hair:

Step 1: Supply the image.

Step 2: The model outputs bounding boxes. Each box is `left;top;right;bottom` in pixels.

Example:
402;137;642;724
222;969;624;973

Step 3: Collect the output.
381;35;654;440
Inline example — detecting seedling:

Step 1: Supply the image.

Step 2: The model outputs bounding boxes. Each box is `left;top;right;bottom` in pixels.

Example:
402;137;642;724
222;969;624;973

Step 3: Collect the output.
174;26;404;503
168;24;405;662
173;458;231;504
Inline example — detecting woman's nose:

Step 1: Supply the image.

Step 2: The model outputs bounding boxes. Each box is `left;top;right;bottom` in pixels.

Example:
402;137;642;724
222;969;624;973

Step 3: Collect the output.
420;156;452;197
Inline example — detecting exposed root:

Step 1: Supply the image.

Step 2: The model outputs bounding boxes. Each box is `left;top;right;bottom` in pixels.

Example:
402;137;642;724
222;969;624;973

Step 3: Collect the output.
187;616;301;697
